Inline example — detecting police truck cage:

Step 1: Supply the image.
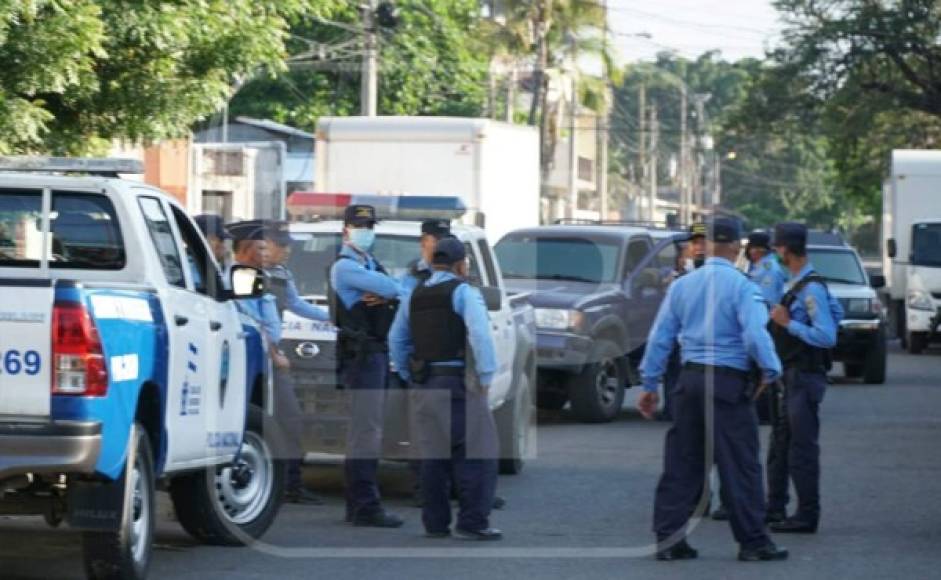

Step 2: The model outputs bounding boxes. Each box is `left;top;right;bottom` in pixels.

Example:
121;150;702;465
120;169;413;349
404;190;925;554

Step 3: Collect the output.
286;192;468;222
0;156;144;176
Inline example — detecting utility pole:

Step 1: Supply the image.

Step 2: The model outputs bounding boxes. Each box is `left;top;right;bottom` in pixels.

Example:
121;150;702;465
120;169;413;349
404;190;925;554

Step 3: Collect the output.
505;68;516;122
649;103;659;223
597;0;610;220
361;0;379;116
679;84;689;225
567;70;579;219
638;84;646;220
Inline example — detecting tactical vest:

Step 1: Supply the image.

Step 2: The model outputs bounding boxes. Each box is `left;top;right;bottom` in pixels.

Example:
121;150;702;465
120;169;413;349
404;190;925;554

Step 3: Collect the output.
409;279;467;362
408;260;433;286
770;273;832;373
266;267;290;314
327;254;399;360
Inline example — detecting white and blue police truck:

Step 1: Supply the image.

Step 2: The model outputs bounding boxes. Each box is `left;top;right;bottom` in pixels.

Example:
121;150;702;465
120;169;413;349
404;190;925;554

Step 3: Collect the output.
0;157;283;580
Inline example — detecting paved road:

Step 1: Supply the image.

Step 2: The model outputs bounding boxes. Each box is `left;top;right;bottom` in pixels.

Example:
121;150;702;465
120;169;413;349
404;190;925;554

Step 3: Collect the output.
3;344;940;579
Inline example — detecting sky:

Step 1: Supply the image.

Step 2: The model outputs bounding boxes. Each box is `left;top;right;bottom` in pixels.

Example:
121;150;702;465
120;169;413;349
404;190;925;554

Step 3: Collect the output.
608;0;784;63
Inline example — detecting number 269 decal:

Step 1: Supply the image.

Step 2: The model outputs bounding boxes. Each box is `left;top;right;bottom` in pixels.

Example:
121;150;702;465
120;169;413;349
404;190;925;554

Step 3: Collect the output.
1;350;42;376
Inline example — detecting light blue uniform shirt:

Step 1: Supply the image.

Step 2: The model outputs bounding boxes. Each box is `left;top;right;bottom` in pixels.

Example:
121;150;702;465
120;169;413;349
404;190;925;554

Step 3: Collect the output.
749;253;787;307
389;271;498;386
399;259;430;295
640;257;783;392
228;262;282;344
329;244;401;309
270;264;329;321
783;263;843;349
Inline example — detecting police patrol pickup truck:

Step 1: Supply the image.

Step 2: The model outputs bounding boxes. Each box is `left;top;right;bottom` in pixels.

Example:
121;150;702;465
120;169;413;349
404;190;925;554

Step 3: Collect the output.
0;158;282;580
282;194;537;475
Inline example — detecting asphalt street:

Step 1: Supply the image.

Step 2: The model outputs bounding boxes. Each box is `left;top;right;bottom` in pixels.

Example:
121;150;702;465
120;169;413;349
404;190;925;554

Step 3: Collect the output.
3;343;940;579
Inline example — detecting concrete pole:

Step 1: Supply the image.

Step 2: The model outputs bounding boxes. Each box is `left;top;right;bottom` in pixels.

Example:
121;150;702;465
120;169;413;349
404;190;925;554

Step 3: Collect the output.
649;104;658;222
568;72;579;219
361;0;378;116
638;84;646;219
679;85;688;224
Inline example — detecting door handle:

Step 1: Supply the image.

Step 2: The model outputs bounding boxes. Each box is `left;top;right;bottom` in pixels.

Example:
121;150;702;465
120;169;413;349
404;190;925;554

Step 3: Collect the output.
174;315;189;326
209;321;223;332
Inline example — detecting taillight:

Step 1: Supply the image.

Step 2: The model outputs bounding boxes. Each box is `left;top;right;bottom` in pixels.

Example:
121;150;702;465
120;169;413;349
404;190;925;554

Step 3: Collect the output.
52;302;108;396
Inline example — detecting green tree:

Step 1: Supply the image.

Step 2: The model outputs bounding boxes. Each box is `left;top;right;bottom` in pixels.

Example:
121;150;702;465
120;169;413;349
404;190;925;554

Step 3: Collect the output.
228;0;491;131
0;0;320;155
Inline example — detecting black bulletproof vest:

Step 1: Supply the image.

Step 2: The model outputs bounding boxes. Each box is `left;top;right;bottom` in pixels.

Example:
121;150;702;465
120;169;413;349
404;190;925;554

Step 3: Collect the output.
770;273;831;372
409;279;467;362
327;255;398;356
408;260;433;285
266;267;290;314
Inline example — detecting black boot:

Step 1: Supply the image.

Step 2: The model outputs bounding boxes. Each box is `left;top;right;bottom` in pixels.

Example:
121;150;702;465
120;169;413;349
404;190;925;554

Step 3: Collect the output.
656;539;699;561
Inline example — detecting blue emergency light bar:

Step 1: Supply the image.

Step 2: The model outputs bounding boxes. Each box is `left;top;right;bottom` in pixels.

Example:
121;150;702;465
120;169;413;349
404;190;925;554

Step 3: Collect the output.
286;192;467;221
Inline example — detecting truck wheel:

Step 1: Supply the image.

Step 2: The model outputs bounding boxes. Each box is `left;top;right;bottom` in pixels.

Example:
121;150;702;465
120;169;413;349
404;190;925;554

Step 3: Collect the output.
907;332;929;355
844;364;863;379
169;405;285;546
497;369;533;475
83;422;155;580
566;340;625;423
863;331;888;384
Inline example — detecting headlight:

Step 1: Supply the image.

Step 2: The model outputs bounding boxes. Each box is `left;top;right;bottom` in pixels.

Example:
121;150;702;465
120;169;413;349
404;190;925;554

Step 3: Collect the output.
534;308;582;330
907;290;935;311
846;299;871;315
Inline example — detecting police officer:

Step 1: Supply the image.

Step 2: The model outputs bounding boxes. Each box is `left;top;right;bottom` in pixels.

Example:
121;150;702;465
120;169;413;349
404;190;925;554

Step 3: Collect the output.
226;222;283;359
766;222;843;534
329;204;404;528
637;217;788;562
261;221;332;505
401;219;452;294
389;237;502;541
194;214;231;266
746;230;787;307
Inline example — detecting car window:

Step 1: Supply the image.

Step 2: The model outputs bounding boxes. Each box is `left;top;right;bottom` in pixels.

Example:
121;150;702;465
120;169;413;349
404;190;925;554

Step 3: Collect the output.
170;204;221;297
625;238;652;273
495;236;622;284
807;248;867;285
465;242;485;286
477;239;499;287
0;189;125;270
138;197;185;288
656;240;678;270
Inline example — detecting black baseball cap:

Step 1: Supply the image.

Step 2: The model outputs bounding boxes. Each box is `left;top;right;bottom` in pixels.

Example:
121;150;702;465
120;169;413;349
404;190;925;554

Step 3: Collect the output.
344;204;378;227
226;220;267;242
263;220;292;247
706;217;742;243
421;219;451;238
747;230;771;249
431;237;466;266
773;222;808;250
194;214;231;240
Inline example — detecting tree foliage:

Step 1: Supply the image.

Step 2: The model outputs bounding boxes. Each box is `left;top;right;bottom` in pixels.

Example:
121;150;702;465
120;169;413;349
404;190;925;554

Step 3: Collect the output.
0;0;319;155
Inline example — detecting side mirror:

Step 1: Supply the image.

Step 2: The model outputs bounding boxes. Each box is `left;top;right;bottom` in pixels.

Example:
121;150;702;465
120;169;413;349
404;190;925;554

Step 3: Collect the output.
887;238;897;259
230;266;266;298
869;273;886;289
479;286;503;312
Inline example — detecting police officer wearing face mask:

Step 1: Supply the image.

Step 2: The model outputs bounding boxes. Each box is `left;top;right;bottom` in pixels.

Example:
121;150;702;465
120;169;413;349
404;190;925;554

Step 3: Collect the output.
638;217;788;562
766;222;843;534
746;231;787;308
389;238;502;541
329;205;404;528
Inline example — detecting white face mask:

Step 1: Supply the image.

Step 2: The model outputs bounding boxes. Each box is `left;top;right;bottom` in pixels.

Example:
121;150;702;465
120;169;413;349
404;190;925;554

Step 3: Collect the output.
348;228;376;252
683;258;696;273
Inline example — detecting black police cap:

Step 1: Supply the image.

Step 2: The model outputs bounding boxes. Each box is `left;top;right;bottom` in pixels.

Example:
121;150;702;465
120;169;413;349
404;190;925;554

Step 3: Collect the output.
194;214;231;240
747;230;771;249
421;219;451;238
431;237;466;266
344;204;378;226
263;220;292;246
706;217;742;243
226;220;267;242
689;222;707;239
773;222;807;249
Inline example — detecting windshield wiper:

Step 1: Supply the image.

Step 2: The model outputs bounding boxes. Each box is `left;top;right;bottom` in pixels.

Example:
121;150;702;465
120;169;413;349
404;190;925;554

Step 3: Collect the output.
537;274;600;284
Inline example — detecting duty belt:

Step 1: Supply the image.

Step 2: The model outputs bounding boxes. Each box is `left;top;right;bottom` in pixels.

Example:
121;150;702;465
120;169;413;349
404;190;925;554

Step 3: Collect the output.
682;362;750;380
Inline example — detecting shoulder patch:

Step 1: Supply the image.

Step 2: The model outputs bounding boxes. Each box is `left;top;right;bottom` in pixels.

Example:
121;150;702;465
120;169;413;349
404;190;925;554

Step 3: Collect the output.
805;295;818;317
763;261;771;270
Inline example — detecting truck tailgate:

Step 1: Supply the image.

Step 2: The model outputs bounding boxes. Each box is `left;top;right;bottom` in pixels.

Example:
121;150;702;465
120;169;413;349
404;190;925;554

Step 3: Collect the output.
0;283;53;417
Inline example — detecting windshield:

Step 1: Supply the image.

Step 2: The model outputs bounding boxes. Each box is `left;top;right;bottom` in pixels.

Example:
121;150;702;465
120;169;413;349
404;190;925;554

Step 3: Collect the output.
808;248;866;285
912;223;941;267
495;236;622;284
287;233;421;296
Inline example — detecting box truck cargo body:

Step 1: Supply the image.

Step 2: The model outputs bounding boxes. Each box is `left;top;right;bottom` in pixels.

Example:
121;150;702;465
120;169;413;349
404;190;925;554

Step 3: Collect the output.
314;116;540;242
882;149;941;353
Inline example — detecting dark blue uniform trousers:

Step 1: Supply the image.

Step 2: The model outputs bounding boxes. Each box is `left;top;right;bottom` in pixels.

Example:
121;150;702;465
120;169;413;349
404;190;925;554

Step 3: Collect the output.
412;374;498;534
767;368;825;524
653;369;770;550
344;352;389;518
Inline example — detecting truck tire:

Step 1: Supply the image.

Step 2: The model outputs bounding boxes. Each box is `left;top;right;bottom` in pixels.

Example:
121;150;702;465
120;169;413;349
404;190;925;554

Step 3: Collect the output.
907;332;929;355
566;340;626;423
844;364;863;379
497;368;533;475
863;330;888;384
83;422;155;580
169;405;285;546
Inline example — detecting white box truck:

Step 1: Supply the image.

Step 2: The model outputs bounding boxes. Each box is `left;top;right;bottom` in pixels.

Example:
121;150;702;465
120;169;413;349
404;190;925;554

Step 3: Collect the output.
314;116;540;242
882;149;941;353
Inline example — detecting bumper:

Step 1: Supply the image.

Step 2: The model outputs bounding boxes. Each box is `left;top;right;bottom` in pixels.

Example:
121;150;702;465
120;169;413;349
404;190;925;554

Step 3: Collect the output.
834;319;883;361
906;307;941;333
536;331;594;372
0;420;102;479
